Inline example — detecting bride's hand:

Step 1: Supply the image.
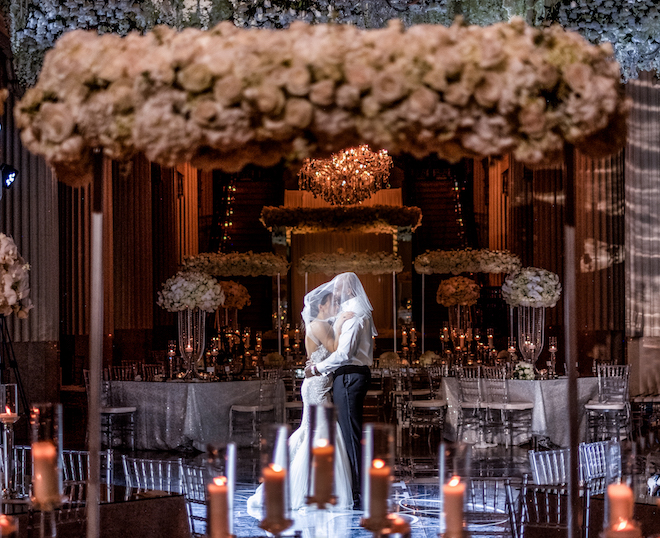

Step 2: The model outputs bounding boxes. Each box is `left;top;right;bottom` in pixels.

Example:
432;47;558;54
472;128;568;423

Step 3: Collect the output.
336;311;355;326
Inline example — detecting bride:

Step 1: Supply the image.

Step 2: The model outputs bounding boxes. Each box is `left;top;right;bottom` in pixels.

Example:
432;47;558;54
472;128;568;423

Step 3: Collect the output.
247;287;354;517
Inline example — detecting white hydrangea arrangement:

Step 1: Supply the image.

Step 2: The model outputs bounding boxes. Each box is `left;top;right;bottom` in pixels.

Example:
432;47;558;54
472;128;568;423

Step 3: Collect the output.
16;17;628;186
512;361;535;380
419;350;440;367
414;248;521;275
436;276;480;307
501;267;562;308
157;270;225;312
298;251;403;275
0;233;34;319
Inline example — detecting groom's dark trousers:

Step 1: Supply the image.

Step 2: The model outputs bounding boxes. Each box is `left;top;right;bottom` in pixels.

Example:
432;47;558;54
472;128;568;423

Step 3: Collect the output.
333;364;371;508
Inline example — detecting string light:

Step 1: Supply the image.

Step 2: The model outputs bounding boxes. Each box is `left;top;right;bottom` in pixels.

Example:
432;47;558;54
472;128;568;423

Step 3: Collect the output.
298;145;393;206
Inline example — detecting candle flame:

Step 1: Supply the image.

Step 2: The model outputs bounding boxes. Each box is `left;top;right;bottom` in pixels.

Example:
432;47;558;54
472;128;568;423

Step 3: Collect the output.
213;476;227;487
615;519;632;531
373;459;385;469
270;464;283;473
5;406;10;414
316;439;329;448
448;476;461;487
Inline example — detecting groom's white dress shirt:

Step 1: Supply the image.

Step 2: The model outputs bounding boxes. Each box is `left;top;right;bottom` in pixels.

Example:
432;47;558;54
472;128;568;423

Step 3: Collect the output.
315;296;374;376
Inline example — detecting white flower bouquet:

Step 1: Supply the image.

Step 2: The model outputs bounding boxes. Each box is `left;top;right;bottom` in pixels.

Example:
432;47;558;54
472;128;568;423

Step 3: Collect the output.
157;270;225;312
16;18;627;186
415;249;521;275
298;251;403;275
218;280;251;310
501;267;562;308
419;350;440;367
436;277;480;307
184;252;289;277
512;361;535;380
0;233;33;319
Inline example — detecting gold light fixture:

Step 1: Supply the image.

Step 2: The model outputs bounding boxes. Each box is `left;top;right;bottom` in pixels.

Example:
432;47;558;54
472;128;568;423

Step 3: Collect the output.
298;145;393;206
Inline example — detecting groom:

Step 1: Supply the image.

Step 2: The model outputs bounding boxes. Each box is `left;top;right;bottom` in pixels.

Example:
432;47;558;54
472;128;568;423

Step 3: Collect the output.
304;272;375;509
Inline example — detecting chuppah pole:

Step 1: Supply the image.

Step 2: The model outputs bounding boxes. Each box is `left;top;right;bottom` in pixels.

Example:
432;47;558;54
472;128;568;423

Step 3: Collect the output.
86;149;104;538
421;274;425;354
563;144;580;538
392;271;397;353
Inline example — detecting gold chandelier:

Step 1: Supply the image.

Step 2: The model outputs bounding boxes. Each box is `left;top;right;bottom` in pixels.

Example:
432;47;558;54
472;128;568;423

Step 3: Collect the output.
298;145;393;206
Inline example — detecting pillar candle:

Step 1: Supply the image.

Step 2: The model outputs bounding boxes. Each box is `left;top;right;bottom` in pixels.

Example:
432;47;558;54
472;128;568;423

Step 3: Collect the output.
0;406;18;424
32;441;60;506
608;483;634;526
605;519;642;538
459;335;465;350
0;514;17;537
208;476;230;538
402;330;408;346
368;459;390;521
283;334;290;348
263;464;286;522
488;335;494;348
312;440;334;505
443;476;465;537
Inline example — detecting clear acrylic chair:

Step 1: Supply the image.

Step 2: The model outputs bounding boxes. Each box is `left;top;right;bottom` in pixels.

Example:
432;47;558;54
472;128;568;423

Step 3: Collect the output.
584;364;631;441
483;366;534;447
519;448;584;538
180;462;208;538
229;378;277;446
463;477;520;538
121;455;183;498
456;366;490;445
579;439;621;538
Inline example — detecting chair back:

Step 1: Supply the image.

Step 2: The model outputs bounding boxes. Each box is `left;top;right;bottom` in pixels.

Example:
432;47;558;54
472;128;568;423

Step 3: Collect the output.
111;365;137;381
579;439;621;493
83;369;112;407
483;366;509;404
427;366;443;397
457;366;482;404
597;364;630;403
142;364;164;381
528;448;570;485
122;455;183;495
180;462;208;536
261;368;282;380
463;477;518;537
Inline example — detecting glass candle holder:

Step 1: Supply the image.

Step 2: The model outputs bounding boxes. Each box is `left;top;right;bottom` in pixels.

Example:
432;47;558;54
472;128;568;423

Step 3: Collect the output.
206;443;237;538
30;403;63;511
0;384;19;499
307;404;337;509
259;424;292;535
0;514;17;538
361;423;394;533
439;442;471;538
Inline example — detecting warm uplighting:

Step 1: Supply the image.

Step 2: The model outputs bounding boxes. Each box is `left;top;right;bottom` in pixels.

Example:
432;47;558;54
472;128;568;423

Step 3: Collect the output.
298;145;393;205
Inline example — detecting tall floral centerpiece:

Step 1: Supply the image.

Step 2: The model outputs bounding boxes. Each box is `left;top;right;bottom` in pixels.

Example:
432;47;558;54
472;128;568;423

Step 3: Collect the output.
0;233;33;320
157;270;225;379
436;277;480;347
501;267;561;368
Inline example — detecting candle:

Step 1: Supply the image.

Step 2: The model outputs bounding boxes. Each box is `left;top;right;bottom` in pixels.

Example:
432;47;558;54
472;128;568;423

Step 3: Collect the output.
185;341;193;354
262;464;286;522
402;329;408;346
312;439;334;505
443;476;465;537
368;459;390;521
488;335;494;348
608;483;634;527
0;406;18;425
208;476;230;538
605;520;642;538
294;328;301;342
443;327;450;340
283;334;290;348
0;514;17;537
32;441;60;506
459;335;465;350
410;328;416;343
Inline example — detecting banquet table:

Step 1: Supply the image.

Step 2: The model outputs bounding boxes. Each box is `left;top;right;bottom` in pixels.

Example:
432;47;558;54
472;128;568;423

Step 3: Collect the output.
109;379;286;450
442;377;599;447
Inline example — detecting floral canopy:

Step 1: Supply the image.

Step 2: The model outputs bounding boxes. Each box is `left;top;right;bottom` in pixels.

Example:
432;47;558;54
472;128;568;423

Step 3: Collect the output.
14;17;628;185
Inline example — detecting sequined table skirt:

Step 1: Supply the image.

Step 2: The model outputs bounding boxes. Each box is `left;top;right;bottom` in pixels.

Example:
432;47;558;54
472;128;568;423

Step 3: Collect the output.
109;380;286;450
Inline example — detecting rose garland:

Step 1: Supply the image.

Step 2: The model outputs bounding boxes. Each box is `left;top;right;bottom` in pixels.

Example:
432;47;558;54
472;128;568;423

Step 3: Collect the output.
260;205;422;234
501;267;562;308
184;251;289;277
436;276;480;306
16;18;627;185
298;251;403;275
157;270;225;312
0;233;34;319
414;248;521;275
218;280;251;309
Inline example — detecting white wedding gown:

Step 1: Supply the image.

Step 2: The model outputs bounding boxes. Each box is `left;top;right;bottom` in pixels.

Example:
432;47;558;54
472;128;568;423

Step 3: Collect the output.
247;344;354;517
